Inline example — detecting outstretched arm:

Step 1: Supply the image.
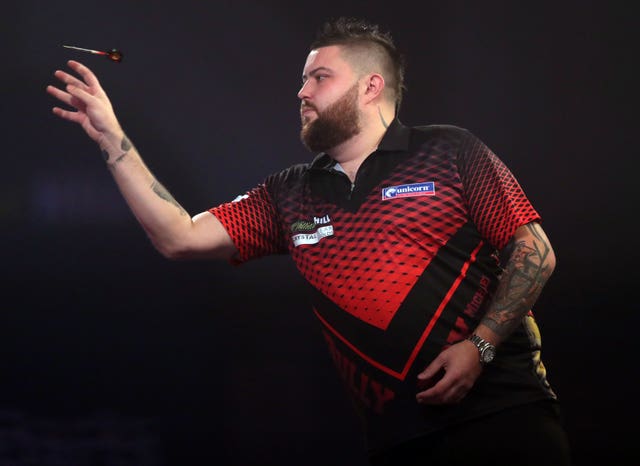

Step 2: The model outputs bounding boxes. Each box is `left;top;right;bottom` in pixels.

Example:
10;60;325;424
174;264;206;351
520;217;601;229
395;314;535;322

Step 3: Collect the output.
46;60;236;261
416;221;556;404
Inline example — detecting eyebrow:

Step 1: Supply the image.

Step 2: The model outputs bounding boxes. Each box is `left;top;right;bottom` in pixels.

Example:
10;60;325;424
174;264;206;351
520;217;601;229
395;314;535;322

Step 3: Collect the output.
301;66;333;82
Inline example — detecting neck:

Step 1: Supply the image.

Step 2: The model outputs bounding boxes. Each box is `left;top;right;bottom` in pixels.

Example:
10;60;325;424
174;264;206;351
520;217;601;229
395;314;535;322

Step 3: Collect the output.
328;106;393;182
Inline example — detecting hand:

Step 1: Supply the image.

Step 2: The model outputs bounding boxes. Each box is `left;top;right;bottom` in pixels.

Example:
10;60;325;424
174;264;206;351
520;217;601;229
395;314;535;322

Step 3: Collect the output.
46;60;123;145
415;339;483;405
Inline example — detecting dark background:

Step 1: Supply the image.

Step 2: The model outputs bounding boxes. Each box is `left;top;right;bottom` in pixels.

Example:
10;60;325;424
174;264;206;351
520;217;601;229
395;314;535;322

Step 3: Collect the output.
1;1;636;465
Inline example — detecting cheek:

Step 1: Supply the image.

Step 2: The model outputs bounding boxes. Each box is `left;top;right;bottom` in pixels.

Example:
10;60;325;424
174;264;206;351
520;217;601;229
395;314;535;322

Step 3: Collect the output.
314;87;342;109
311;96;328;112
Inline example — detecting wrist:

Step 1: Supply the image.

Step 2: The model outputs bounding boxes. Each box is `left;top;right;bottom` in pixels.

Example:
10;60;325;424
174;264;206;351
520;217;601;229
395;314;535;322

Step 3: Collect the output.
467;334;496;365
98;130;130;164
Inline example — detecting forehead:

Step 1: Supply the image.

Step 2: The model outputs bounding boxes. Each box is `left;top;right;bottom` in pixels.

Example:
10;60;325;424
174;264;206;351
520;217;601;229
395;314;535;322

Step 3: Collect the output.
302;45;353;75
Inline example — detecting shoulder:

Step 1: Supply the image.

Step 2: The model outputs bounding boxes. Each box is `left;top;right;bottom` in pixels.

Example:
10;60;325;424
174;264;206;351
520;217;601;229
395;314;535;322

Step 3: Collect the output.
411;123;470;134
263;162;311;189
408;124;479;154
410;123;474;141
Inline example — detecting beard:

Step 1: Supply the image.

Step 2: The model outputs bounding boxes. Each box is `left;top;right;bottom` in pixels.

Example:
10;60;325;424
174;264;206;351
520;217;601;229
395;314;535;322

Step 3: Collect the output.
300;83;361;153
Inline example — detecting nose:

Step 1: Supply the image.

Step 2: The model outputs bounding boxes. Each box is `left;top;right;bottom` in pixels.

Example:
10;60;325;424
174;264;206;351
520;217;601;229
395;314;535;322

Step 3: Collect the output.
297;80;312;100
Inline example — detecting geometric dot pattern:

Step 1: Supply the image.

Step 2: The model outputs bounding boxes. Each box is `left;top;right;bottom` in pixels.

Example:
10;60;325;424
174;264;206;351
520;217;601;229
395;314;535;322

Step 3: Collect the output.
285;144;468;329
457;134;540;251
209;123;553;455
210;127;539;330
209;185;288;264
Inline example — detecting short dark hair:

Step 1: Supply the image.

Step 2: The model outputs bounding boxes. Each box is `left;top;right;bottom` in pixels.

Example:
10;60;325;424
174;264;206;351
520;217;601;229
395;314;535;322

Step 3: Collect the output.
310;17;406;110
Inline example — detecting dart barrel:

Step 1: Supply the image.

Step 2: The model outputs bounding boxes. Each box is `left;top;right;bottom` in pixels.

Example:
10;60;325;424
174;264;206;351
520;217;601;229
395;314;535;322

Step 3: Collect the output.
107;49;123;62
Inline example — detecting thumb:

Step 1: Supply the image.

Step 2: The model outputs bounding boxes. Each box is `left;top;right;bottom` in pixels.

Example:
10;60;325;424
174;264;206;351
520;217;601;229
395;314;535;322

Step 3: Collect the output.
417;358;443;380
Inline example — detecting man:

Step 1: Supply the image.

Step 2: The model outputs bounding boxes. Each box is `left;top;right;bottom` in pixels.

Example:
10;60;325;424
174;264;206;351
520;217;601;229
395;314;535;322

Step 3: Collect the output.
47;17;571;466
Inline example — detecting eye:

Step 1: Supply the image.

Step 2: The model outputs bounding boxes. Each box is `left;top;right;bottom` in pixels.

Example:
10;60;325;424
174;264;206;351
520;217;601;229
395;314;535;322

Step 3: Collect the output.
315;74;328;82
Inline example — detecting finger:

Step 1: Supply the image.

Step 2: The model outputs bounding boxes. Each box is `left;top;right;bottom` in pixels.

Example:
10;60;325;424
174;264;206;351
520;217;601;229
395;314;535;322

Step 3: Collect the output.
53;70;91;93
416;388;444;404
47;85;88;113
416;366;464;403
417;355;447;383
46;84;75;107
52;106;83;124
416;375;449;404
418;363;443;380
417;367;446;392
67;60;101;88
444;386;467;404
417;384;464;405
65;84;95;108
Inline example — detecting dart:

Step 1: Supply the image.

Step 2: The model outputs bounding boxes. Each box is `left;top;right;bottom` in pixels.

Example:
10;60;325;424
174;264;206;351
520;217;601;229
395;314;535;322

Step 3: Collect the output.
63;45;123;62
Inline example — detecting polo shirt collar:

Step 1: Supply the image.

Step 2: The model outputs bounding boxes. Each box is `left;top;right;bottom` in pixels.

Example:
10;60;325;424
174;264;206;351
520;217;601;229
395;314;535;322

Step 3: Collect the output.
309;118;410;170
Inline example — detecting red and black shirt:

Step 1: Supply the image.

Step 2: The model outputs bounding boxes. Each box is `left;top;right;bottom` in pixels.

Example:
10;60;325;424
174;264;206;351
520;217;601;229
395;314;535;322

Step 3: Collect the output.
210;119;557;453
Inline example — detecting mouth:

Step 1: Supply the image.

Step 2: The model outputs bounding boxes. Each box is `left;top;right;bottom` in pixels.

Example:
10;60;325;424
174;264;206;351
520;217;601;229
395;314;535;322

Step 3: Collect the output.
300;109;317;125
300;107;317;124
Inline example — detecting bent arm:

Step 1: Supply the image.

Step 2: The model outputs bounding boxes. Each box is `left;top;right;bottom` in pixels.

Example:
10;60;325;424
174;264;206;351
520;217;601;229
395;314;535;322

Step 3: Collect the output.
472;221;556;346
47;60;236;261
416;221;556;404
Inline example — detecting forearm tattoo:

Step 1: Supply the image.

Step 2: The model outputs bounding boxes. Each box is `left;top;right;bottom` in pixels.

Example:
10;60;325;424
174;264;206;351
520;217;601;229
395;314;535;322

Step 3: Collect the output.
104;136;132;165
151;180;188;216
104;135;187;216
482;223;553;337
121;135;132;152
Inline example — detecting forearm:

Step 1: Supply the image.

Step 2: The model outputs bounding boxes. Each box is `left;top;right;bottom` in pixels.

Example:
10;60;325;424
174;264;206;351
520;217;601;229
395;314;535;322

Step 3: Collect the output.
47;60;236;260
475;222;556;344
99;130;193;257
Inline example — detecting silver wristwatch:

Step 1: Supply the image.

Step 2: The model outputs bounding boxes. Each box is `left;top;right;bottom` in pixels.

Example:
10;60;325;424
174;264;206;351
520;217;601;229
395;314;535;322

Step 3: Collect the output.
467;334;496;364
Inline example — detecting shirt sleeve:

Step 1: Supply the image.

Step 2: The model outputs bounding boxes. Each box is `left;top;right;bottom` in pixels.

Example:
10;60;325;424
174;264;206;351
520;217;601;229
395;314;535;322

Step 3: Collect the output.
208;183;288;264
457;132;541;251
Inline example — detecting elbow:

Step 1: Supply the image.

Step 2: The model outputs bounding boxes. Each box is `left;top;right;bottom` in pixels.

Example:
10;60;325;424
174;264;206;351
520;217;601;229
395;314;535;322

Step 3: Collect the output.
159;247;184;261
150;236;234;261
150;237;191;261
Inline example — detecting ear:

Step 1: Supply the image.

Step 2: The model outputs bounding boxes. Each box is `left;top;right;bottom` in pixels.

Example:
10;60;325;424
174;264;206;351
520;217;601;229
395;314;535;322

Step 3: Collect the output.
362;73;385;103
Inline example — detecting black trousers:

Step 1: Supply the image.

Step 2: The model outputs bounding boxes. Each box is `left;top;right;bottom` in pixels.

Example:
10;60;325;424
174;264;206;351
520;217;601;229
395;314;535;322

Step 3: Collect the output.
368;399;572;466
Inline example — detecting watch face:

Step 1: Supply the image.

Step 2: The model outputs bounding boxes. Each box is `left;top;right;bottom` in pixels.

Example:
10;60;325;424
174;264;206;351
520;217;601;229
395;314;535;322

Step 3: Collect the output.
482;346;496;363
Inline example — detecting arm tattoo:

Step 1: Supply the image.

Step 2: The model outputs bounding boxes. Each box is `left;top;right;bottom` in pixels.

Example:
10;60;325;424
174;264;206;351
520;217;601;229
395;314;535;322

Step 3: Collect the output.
482;223;553;337
104;136;132;166
105;135;186;216
151;180;188;216
105;150;128;166
121;135;132;151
